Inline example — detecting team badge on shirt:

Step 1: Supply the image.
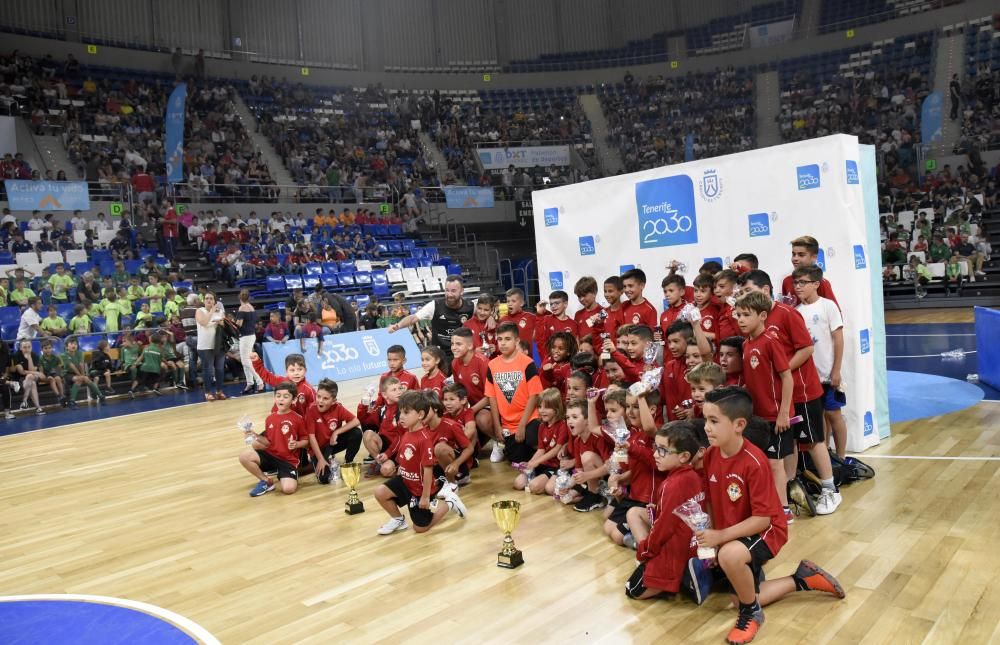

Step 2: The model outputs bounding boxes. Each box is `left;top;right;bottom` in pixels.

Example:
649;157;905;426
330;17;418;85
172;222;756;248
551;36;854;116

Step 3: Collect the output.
727;482;742;501
281;421;292;435
471;374;481;385
518;319;526;328
703;318;712;329
749;355;759;369
328;420;339;431
631;314;641;324
460;315;469;324
402;446;415;461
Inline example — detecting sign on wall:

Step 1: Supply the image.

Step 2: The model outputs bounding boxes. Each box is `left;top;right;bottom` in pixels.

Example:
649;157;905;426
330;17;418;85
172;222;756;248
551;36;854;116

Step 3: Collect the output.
4;180;91;211
477;145;571;170
532;134;887;452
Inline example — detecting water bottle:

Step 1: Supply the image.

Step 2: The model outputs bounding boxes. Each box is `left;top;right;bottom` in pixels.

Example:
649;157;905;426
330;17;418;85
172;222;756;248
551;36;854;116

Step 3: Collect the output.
331;461;341;481
362;382;378;406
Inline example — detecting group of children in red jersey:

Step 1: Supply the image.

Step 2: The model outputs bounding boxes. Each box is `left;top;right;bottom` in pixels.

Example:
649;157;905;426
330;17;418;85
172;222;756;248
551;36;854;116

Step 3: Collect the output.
235;235;851;644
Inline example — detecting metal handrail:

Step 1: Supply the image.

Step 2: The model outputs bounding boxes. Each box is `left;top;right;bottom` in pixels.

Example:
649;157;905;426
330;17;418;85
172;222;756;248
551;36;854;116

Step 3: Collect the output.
11;324;175;347
166;182;401;207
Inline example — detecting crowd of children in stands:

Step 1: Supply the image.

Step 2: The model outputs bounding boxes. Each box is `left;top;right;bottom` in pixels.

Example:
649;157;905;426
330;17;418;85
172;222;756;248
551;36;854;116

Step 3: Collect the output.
236;234;850;645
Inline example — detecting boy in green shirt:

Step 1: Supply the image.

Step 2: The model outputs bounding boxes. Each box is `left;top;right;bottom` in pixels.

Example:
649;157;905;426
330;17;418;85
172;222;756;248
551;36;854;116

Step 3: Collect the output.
945;255;963;294
138;332;164;395
39;339;67;405
145;274;166;317
47;264;75;303
10;278;36;307
111;262;130;288
40;306;68;337
929;235;952;263
99;291;127;333
160;336;187;389
119;335;142;396
0;278;9;307
163;287;181;321
126;276;144;305
61;336;104;407
135;302;154;329
68;304;92;335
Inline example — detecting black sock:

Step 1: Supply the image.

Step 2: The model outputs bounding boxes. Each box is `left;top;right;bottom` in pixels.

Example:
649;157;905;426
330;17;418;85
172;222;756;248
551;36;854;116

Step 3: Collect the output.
739;599;761;614
792;572;809;591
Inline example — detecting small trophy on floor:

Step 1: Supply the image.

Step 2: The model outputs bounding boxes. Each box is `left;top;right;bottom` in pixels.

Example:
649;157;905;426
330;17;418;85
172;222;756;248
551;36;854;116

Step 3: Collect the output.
492;500;524;569
341;462;365;515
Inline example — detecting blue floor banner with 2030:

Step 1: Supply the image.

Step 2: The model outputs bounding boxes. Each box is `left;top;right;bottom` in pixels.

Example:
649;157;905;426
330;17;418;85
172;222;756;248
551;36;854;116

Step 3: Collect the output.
261;328;422;384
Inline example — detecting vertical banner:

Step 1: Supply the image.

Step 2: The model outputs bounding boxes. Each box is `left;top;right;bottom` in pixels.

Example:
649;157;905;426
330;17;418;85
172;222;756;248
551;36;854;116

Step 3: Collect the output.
532;134;885;452
920;91;943;144
684;133;695;162
165;83;188;185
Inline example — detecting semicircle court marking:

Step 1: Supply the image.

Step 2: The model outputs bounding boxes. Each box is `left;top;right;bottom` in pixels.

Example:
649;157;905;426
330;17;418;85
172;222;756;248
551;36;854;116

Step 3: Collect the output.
0;594;220;645
887;370;984;423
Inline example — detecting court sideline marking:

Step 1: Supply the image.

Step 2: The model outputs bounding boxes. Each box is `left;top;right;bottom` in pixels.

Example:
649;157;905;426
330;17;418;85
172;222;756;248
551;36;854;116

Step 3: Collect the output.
0;594;220;644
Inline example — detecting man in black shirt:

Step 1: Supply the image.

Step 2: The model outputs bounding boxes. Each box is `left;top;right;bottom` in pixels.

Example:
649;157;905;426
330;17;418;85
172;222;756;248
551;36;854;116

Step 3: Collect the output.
388;275;476;358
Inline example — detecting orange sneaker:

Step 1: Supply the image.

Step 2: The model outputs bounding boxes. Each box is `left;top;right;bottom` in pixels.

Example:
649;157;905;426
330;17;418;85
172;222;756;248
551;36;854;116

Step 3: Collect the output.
794;560;845;598
726;607;764;644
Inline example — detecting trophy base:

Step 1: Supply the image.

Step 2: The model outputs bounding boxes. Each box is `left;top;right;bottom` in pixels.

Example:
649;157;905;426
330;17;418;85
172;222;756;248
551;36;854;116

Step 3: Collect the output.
345;501;365;515
497;550;524;569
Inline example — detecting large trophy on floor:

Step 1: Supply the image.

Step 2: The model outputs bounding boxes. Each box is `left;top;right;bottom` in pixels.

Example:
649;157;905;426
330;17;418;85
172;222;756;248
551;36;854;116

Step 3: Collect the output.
341;462;365;515
492;500;524;568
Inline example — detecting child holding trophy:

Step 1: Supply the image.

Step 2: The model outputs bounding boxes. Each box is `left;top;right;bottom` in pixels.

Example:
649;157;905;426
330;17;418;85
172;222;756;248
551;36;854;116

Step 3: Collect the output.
698;387;844;645
625;422;704;601
238;381;308;497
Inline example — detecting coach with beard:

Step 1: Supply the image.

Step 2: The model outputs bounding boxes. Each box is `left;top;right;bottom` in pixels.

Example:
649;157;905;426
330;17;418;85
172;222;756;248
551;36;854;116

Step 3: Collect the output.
388;274;475;358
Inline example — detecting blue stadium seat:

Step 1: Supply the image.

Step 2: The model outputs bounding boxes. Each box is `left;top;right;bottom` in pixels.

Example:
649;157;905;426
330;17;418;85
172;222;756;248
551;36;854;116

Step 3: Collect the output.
354;271;372;286
284;275;304;290
303;275;320;290
92;316;106;332
320;273;339;289
0;307;20;325
266;275;286;292
304;263;323;275
339;261;355;272
1;323;16;340
339;273;356;288
56;303;75;319
77;334;102;352
124;260;142;274
356;294;371;309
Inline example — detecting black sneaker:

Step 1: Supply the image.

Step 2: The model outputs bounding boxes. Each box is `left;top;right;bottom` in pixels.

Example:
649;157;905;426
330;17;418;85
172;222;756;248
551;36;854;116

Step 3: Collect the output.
573;493;607;512
128;389;135;399
152;388;162;396
363;455;375;465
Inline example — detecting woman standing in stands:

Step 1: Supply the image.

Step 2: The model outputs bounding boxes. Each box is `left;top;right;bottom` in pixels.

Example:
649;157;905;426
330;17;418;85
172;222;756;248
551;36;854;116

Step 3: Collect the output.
195;292;227;401
237;290;265;395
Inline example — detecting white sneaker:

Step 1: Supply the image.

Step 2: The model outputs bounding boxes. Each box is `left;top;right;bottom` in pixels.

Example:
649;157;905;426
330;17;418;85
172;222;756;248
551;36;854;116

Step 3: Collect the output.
435;481;457;499
815;490;843;515
440;486;467;518
377;516;409;535
489;442;506;463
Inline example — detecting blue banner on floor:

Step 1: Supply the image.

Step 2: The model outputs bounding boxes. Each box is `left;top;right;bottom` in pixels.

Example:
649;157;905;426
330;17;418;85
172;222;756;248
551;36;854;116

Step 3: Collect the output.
261;328;421;384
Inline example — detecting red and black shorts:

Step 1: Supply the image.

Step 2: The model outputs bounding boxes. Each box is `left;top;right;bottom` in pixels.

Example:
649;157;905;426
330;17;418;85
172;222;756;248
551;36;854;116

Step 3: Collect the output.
256;450;298;480
384;475;435;527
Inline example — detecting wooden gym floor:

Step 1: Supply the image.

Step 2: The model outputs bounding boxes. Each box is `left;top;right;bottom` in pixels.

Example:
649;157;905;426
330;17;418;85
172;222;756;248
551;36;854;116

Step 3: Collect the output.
1;307;998;644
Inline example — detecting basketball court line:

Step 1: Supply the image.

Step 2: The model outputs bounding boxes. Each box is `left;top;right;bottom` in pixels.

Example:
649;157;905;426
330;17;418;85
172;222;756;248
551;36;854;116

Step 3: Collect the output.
0;594;220;645
885;333;976;337
888;351;978;358
850;454;1000;461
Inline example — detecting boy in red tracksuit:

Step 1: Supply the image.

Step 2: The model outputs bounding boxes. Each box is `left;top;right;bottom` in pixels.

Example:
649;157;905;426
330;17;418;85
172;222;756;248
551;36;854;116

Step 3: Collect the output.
713;270;740;342
463;294;498;360
250;351;316;416
606;324;655;385
626;422;704;600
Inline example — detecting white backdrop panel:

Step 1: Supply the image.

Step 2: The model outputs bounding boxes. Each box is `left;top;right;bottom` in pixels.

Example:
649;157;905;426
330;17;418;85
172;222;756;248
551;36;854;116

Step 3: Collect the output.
532;134;884;452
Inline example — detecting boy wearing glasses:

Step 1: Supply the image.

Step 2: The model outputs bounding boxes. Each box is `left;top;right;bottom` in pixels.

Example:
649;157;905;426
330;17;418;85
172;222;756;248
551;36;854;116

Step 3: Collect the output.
793;265;849;472
780;236;839;307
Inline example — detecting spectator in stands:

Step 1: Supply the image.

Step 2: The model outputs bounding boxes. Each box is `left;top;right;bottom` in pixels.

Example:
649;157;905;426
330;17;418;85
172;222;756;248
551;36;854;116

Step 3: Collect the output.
12;339;45;415
195;292;227;401
131;166;157;205
236;290;265;395
16;297;44;340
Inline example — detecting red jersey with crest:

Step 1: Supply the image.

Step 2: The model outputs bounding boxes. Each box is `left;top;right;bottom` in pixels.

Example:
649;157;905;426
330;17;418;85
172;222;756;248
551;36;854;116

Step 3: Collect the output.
659;357;693;421
716;303;739;341
420;371;447;398
534;313;578;364
659;301;686;337
622;299;658;330
380;368;418;392
742;330;794;421
431;416;471;454
591;304;625;343
573;305;604;333
451;353;489;405
252;357;316;417
761;303;824;403
567;430;611;468
304;402;356;447
395;428;437;496
536;420;569;468
703;441;787;556
637;465;702;593
463;315;497;360
540;360;572;396
262;410;306;467
445;407;475;436
696;302;721;339
499;310;536;344
624;429;657;503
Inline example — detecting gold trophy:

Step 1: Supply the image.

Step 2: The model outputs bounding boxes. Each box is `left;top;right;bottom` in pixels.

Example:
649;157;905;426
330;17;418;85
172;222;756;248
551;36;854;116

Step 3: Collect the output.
492;500;524;568
341;462;365;515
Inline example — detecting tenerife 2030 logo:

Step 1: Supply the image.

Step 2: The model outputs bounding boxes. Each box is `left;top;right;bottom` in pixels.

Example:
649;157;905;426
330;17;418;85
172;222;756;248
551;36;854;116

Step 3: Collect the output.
698;168;722;202
544;207;559;227
846;160;859;185
578;235;596;256
549;271;565;290
634;174;697;249
797;164;821;190
747;213;770;238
